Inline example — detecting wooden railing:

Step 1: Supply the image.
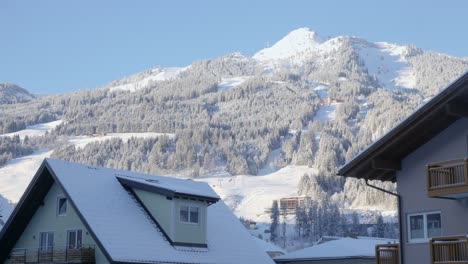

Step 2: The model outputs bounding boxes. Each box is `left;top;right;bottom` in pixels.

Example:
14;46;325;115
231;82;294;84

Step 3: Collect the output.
376;244;399;264
427;158;468;197
10;245;95;263
430;236;468;264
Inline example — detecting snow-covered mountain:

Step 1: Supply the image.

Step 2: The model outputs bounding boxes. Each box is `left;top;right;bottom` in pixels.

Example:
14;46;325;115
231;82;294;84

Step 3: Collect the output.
0;83;35;104
254;28;423;91
1;27;468;249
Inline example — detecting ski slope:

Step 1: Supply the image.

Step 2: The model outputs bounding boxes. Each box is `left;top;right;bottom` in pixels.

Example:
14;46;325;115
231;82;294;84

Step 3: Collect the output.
199;165;318;223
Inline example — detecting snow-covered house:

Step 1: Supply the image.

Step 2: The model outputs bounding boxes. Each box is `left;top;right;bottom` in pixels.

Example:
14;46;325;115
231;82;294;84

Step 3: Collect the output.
339;72;468;263
274;237;396;264
0;159;274;264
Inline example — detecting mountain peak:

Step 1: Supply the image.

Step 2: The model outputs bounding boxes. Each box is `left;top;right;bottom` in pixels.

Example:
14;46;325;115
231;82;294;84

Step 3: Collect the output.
253;27;323;61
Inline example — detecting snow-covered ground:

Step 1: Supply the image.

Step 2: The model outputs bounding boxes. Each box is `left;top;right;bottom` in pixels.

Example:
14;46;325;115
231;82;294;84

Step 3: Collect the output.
199;165;318;223
314;103;338;122
108;67;188;92
0;120;63;139
218;76;252;91
0;124;176;202
69;132;175;149
0;149;53;202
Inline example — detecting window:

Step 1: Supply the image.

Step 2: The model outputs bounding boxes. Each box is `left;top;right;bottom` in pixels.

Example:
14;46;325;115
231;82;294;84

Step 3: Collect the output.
67;229;82;249
57;197;67;216
39;232;54;251
180;205;200;224
408;212;442;243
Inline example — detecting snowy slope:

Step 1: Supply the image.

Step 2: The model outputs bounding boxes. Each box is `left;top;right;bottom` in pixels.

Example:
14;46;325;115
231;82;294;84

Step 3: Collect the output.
254;28;323;61
199;165;318;223
253;28;419;90
107;66;188;92
0;120;63;139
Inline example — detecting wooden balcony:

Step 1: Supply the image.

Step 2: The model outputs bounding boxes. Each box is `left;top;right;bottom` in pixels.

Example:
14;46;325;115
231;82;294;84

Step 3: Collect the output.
376;244;399;264
427;158;468;198
430;236;468;264
10;245;95;263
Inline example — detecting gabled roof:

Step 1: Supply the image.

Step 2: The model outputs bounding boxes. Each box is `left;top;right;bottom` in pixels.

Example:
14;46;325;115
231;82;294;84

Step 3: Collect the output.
274;237;396;262
338;72;468;182
0;159;274;264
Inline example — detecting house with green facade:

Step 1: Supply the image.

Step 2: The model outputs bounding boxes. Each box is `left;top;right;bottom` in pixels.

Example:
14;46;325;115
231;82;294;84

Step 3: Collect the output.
0;159;274;264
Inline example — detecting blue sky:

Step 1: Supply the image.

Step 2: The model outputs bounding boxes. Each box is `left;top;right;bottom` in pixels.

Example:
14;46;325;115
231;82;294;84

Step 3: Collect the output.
1;0;467;94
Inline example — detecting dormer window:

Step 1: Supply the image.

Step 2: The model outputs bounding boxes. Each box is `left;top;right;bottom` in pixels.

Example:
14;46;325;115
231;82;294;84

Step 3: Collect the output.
57;197;67;216
180;205;199;224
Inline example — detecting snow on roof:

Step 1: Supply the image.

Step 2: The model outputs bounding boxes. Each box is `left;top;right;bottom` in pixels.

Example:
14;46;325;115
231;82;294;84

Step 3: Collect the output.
45;159;273;264
115;173;219;200
252;236;285;254
275;237;397;261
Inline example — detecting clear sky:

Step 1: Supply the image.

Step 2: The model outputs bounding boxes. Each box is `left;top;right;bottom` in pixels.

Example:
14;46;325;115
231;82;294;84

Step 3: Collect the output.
1;0;467;94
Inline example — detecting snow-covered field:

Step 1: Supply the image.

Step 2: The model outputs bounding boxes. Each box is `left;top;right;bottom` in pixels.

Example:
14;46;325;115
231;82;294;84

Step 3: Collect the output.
217;76;252;91
0;120;63;139
199;165;318;223
69;132;175;149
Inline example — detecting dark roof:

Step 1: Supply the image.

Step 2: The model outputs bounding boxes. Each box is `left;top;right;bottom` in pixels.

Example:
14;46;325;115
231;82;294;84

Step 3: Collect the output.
338;72;468;182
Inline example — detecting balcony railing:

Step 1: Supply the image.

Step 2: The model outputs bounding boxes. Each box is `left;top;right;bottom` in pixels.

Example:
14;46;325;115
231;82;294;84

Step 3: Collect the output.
430;236;468;264
427;158;468;198
376;244;399;264
10;245;95;263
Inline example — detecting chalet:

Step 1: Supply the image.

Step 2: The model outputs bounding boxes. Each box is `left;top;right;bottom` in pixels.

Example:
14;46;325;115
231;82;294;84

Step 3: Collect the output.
338;72;468;264
274;197;312;215
274;237;397;264
0;159;274;264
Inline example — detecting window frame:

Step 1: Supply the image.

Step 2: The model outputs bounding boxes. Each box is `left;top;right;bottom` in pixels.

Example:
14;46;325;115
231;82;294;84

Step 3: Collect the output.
407;211;442;243
39;231;55;251
179;204;200;225
56;196;68;217
66;229;83;249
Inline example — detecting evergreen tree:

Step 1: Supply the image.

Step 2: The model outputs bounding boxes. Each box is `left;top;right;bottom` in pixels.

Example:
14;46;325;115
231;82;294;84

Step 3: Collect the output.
270;200;280;243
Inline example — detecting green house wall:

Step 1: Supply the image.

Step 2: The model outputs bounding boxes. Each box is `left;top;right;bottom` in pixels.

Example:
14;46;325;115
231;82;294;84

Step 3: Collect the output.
133;188;207;245
6;183;109;264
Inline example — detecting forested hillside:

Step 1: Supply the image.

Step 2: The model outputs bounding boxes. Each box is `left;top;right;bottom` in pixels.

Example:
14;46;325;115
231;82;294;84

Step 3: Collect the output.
1;28;467;247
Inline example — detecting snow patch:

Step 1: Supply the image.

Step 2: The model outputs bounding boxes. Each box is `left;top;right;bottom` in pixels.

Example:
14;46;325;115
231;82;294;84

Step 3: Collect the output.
0;120;63;139
218;76;252;91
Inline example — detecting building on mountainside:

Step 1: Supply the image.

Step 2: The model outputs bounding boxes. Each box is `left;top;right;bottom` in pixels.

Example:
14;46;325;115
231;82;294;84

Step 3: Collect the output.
274;237;397;264
266;197;312;215
0;159;274;264
338;72;468;264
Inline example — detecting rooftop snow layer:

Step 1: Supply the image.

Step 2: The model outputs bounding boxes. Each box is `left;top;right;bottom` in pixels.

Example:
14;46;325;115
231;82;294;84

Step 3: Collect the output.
116;173;219;200
45;159;273;264
275;237;397;261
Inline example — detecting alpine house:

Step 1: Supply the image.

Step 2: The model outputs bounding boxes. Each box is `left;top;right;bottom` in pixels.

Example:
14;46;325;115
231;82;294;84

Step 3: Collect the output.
338;72;468;264
0;158;274;264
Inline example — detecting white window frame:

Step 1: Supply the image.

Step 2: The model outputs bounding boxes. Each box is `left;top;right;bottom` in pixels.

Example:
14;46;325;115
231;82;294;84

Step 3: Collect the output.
66;229;83;249
407;211;442;243
56;196;68;216
179;204;200;225
39;231;55;251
